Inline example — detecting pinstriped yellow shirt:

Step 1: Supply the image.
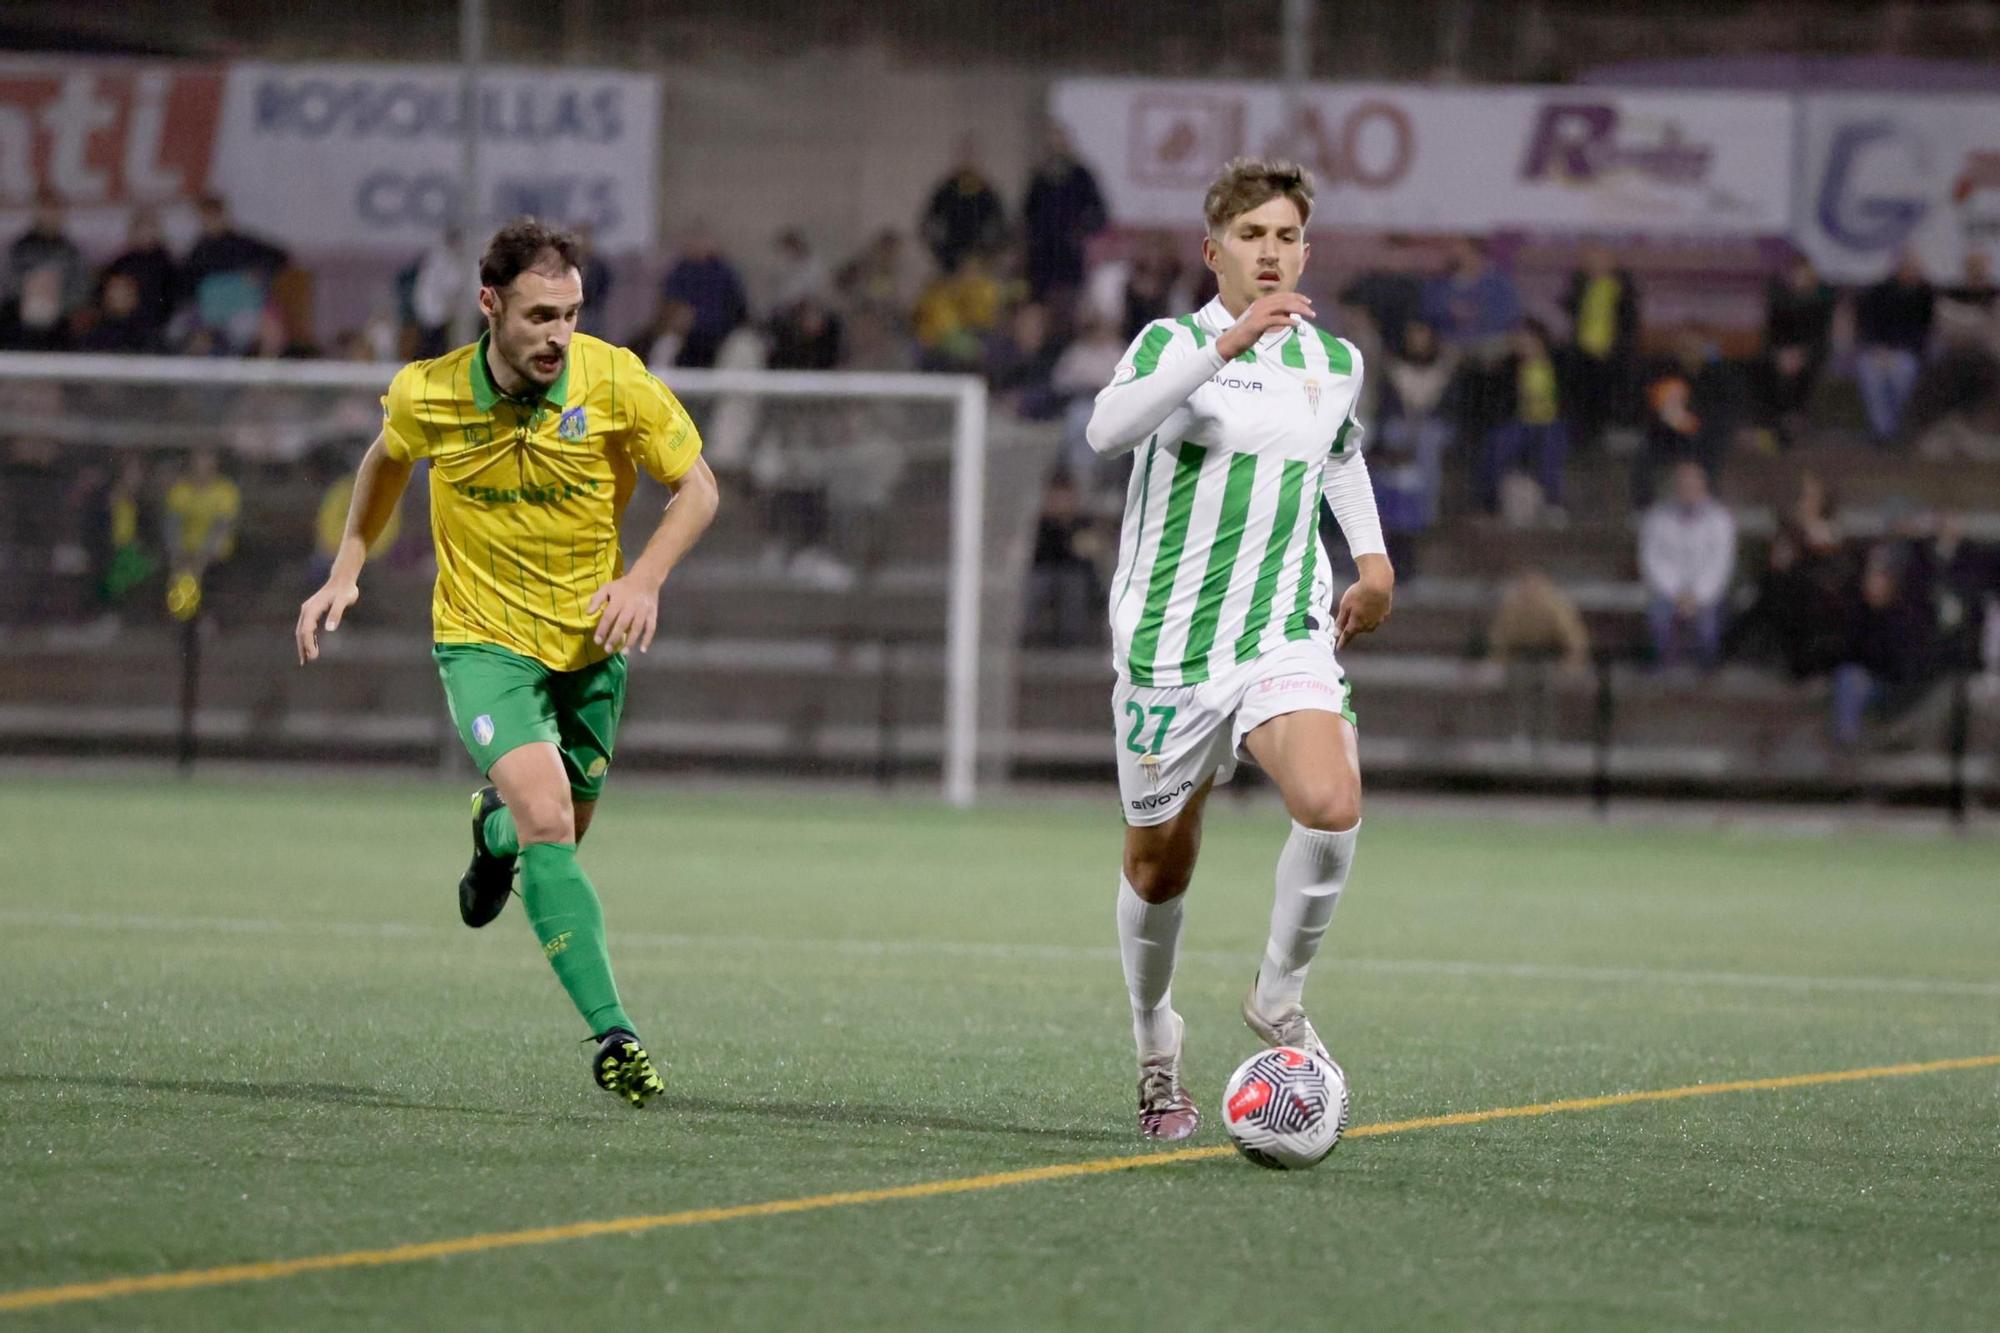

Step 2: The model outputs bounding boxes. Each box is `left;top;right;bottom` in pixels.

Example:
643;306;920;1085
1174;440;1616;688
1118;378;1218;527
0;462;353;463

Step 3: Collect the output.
379;331;703;671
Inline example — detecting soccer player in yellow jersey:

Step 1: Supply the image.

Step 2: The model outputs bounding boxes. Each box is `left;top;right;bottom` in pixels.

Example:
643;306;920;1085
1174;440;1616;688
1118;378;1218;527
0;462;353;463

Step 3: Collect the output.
295;219;720;1107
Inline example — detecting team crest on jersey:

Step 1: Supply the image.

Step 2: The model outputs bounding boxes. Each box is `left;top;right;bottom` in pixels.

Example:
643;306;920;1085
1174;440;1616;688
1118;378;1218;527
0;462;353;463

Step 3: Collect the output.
1304;378;1322;414
471;714;495;746
558;406;588;441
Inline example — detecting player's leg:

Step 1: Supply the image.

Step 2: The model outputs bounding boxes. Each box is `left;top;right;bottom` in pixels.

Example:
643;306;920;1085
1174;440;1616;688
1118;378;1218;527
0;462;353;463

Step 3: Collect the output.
1113;681;1229;1141
1120;780;1214;1048
541;654;661;1107
436;645;547;928
485;741;632;1031
1237;663;1363;1061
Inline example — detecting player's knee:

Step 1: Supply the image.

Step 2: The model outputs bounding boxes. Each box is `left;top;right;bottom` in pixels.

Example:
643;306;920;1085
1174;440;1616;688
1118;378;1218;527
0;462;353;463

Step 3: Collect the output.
1124;853;1195;903
511;793;576;845
1291;787;1360;833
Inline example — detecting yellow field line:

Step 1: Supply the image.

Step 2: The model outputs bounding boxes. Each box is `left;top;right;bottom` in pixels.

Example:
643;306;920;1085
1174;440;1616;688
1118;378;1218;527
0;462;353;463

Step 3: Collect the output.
4;1052;1995;1315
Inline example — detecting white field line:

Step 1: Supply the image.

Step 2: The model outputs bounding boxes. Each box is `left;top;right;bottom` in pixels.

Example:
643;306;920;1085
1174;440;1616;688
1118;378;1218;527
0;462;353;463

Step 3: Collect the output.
8;909;2000;1000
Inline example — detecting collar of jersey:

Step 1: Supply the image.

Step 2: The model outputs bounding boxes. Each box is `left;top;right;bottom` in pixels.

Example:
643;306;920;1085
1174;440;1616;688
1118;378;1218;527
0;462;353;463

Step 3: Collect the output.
1196;295;1296;351
469;330;571;415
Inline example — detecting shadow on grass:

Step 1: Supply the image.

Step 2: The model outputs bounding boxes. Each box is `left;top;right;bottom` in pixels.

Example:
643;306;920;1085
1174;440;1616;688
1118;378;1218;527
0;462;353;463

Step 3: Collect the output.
660;1092;1129;1144
0;1072;607;1127
2;1073;1130;1144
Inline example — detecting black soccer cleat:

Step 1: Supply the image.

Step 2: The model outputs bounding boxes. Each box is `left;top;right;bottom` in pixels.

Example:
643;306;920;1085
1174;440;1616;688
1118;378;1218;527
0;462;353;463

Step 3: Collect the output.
458;785;517;928
591;1028;665;1109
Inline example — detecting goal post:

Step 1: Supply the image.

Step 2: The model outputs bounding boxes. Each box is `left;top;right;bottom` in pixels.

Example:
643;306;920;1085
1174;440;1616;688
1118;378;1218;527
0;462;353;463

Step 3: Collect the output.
0;352;1040;806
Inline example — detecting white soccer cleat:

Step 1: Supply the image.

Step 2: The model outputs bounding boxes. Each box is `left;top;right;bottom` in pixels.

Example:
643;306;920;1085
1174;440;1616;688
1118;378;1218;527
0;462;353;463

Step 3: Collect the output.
1136;1010;1201;1142
1242;978;1332;1066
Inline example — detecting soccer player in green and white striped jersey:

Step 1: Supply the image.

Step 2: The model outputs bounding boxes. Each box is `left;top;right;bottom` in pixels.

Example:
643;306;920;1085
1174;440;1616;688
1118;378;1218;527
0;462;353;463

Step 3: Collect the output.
1085;158;1394;1141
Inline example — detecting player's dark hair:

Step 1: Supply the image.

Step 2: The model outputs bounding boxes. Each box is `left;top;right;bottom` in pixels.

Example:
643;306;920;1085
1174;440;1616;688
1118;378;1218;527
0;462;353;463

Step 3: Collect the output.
479;218;582;291
1203;157;1315;235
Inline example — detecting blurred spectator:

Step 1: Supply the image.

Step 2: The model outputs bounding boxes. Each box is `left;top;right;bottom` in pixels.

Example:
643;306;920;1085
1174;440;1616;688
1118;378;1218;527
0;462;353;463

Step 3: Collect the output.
769;229;832;315
1562;244;1640;448
701;322;770;477
573;221;613;333
914;255;1003;371
100;207;179;345
1901;511;1999;671
0;265;73;350
181;194;289;353
311;450;401;586
1853;251;1935;444
1760;255;1838;447
5;198;89;334
1640;461;1735;671
162;447;240;581
660;225;749;368
768;295;843;371
836;229;917;324
1112;235;1191;340
1027;472;1103;647
1374;319;1458;570
1339;242;1428;358
1422;239;1522;353
1022;124;1107;306
986;301;1065;416
1831;544;1939;745
1480;322;1567;517
85;452;158;622
1725;473;1856;679
920;134;1007;276
77;273;161;354
409;227;472;358
1489;569;1591;668
1632;331;1744;507
1051;311;1126;485
628;298;694;368
1935;252;1998;348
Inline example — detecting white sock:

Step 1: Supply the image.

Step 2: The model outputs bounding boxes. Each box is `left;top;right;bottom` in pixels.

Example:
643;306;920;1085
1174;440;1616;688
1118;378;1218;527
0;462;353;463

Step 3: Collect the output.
1116;875;1184;1056
1254;820;1357;1015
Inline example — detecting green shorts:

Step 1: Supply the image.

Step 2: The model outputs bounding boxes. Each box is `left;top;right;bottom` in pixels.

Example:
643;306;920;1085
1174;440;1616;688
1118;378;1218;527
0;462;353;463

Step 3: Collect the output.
433;643;628;801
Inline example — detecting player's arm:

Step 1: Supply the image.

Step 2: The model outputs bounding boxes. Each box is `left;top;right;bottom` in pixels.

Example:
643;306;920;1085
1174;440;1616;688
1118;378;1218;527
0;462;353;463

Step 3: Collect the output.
296;432;413;664
1084;293;1315;457
590;357;721;655
1319;361;1394;648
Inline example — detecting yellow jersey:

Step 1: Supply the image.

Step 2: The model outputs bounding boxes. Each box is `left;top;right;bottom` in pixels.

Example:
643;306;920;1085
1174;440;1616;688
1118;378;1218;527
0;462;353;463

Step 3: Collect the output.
379;331;704;671
164;476;241;561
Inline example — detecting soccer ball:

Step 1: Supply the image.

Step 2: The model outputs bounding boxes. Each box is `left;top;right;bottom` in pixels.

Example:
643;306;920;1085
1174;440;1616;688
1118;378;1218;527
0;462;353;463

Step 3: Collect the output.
1222;1046;1349;1170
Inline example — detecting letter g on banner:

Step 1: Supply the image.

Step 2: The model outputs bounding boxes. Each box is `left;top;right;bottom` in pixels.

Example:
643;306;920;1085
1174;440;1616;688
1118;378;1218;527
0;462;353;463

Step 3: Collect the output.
1816;119;1929;255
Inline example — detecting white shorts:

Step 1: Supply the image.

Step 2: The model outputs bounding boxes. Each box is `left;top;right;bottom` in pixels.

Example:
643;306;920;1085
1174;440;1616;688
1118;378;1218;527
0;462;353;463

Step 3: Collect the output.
1113;640;1357;827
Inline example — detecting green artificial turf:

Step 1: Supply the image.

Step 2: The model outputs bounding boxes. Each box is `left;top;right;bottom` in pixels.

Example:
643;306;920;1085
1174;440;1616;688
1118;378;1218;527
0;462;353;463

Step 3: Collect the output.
2;774;1996;1330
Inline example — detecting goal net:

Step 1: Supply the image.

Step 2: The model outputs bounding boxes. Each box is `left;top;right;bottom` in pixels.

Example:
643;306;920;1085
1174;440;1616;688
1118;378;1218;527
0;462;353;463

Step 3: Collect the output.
0;354;1062;804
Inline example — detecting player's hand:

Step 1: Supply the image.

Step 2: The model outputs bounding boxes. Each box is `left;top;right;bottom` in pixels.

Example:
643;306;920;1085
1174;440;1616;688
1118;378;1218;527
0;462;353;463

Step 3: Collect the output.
1335;572;1393;649
588;575;660;654
1215;292;1316;361
296;580;359;664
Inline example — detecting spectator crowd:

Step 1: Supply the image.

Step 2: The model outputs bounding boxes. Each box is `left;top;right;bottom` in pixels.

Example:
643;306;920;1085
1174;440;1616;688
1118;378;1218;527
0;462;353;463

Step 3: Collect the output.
7;136;2000;752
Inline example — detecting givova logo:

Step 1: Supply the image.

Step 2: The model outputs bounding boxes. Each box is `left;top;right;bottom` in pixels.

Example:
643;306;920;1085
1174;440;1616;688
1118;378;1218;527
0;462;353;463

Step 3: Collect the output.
1130;780;1196;813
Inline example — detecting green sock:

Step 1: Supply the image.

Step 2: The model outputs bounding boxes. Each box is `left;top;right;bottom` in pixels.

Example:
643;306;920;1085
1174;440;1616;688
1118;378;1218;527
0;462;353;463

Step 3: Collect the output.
482;804;520;857
518;842;632;1037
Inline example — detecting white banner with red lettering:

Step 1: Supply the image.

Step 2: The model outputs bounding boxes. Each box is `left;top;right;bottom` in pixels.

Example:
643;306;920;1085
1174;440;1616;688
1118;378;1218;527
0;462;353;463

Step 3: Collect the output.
0;58;659;252
1796;94;2000;284
1049;79;1794;236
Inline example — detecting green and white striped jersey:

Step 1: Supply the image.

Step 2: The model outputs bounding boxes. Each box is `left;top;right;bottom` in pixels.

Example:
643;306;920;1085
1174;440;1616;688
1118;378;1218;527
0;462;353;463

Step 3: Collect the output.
1086;297;1383;688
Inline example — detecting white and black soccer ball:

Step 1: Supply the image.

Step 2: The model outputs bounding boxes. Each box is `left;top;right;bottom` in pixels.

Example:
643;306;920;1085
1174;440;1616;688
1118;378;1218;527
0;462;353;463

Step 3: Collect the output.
1222;1046;1349;1170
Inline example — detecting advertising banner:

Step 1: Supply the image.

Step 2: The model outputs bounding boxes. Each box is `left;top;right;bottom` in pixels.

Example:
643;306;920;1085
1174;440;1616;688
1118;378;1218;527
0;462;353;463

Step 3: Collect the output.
0;58;660;252
212;63;660;252
1797;94;2000;283
1050;78;1794;237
